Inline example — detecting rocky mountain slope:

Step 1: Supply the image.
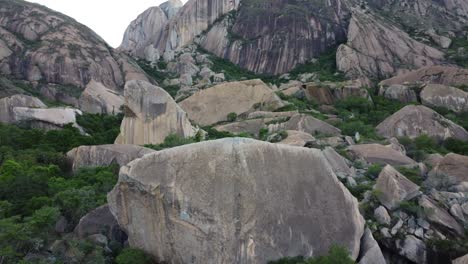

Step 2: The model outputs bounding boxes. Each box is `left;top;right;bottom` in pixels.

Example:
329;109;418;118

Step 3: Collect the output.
0;0;149;113
120;0;468;77
1;0;468;264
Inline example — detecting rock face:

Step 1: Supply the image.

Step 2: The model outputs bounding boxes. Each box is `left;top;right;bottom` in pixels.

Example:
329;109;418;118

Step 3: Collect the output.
278;130;315;147
115;80;195;145
358;228;386;264
0;0;148;107
375;165;420;210
0;94;46;123
78;80;124;114
347;144;416;166
376;105;468;141
323;146;355;178
379;84;418;103
336;8;444;79
200;0;350;75
179;79;285;126
304;81;370;105
74;205;126;243
427;153;468;189
13;107;84;131
420;84;468;113
453;254;468;264
119;1;180;60
268;114;341;137
418;195;464;236
397;235;427;264
66;144;155;172
380;66;468;87
108;138;365;263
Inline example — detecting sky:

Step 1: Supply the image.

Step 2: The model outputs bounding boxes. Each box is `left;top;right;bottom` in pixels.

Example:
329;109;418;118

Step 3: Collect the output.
26;0;187;48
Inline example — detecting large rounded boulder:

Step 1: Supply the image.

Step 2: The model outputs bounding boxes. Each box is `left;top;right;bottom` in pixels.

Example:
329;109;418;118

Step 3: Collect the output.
108;138;365;263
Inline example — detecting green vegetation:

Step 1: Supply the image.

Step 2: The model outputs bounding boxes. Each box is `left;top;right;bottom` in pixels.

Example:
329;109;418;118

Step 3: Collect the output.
136;59;179;98
396;166;423;185
227;112;238;122
145;134;197;151
447;37;468;68
399;200;425;217
365;164;383;179
203;126;252;140
275;91;318;112
0;112;126;263
287;49;345;82
115;248;153;264
334;95;406;140
269;245;355;264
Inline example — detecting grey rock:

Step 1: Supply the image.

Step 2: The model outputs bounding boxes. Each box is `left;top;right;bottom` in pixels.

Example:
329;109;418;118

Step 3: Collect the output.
159;0;183;19
67;144;155;172
323;146;355;178
213;73;225;83
380;228;391;238
358;228;386;264
419;195;464;236
397;235;427;264
380;66;468;88
391;219;404;235
414;228;424;239
74;205;125;243
278;130;316;147
0;94;46;123
374;206;391;225
450;204;466;223
78;80;124;115
268;114;341;137
379;84;418;103
88;234;108;246
347;144;416;166
376;105;468;141
214;118;272;138
420;84;468;113
108;138;365;263
179;79;285;126
54;216;68;234
375;165;420;210
426;153;468;190
13;107;84;132
453;254;468;264
115;80;196;145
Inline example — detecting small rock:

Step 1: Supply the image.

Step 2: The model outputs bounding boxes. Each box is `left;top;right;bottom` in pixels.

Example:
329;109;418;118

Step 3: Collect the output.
213;73;225;83
417;218;430;229
450;204;466;223
397;235;427;264
414;228;424;239
54;216;68;234
374;206;391;225
88;234;108;246
391;219;404;235
381;227;391;238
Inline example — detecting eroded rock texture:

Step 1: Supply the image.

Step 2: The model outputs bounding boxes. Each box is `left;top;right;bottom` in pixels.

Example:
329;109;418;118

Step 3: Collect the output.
108;138;365;263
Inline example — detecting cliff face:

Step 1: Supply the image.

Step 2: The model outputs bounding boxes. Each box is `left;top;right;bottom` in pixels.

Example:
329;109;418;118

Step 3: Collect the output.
0;0;148;109
200;0;352;75
120;0;468;78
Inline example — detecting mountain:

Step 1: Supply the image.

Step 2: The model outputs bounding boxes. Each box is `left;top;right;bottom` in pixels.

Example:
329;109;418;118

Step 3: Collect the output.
120;0;467;77
0;0;149;112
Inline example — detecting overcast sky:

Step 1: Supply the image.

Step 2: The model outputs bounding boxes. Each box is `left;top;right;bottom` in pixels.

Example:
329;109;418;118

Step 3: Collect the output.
27;0;187;47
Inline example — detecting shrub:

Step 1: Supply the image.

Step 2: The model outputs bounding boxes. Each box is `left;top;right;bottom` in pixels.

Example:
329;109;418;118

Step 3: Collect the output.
116;248;153;264
145;134;196;151
227;112;238;122
396;166;422;185
365;164;383;179
269;245;354;264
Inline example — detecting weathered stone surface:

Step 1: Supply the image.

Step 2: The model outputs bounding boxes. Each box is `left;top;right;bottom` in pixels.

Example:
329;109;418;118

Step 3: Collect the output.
427;153;468;189
304;81;370;105
453;254;468;264
115;80;195;145
67;144;155;172
376;105;468;141
74;205;126;243
268;114;341;137
247;111;297;119
375;165;420;210
337;8;444;79
323;146;355;178
358;228;386;264
420;84;468;113
380;66;468;87
179;79;285;126
13;107;84;131
397;235;427;264
374;206;391;226
159;0;183;19
278;130;316;147
78;80;124;114
0;0;147;105
108;138;365;263
347;144;416;166
379;84;418;103
0;94;46;123
418;195;464;236
425;153;444;168
214;118;273;137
